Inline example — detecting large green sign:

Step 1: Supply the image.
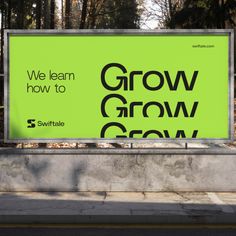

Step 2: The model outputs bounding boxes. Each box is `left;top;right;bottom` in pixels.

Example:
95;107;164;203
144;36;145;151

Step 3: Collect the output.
4;30;234;142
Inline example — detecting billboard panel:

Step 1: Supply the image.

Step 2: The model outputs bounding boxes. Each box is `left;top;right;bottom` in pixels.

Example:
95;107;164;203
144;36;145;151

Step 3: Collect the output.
4;30;234;142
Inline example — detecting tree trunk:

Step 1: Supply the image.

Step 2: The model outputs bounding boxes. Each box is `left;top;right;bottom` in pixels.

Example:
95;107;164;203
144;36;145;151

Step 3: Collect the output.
43;0;50;28
89;1;97;29
0;0;4;74
90;12;96;29
79;0;88;29
36;0;42;29
213;0;221;28
65;0;71;28
168;0;174;28
17;0;24;28
220;0;225;28
0;0;4;105
61;0;64;28
50;0;55;29
7;0;11;29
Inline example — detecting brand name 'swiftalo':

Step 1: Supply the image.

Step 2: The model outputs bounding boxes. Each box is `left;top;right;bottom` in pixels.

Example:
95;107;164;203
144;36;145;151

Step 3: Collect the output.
100;63;199;139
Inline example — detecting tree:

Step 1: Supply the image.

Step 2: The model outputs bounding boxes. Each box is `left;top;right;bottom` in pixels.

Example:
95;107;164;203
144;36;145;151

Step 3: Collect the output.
0;0;5;74
79;0;88;29
17;0;25;28
50;0;56;29
65;0;71;28
87;0;99;28
168;0;236;28
94;0;140;29
36;0;42;29
112;0;139;28
43;0;50;28
7;0;12;29
61;0;64;28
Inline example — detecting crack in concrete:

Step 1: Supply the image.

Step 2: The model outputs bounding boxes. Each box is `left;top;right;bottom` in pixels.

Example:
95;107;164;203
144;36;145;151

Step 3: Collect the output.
142;191;146;200
79;204;97;214
102;191;107;204
173;191;191;202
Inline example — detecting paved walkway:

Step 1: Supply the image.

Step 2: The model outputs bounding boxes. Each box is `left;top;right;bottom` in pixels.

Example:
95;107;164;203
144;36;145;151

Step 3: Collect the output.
0;192;236;224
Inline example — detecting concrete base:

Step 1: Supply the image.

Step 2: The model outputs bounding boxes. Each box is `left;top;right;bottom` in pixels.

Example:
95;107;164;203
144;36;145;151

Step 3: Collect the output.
0;146;236;191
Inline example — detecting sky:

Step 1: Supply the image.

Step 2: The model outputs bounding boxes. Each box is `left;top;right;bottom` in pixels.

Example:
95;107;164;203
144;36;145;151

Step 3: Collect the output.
140;0;160;29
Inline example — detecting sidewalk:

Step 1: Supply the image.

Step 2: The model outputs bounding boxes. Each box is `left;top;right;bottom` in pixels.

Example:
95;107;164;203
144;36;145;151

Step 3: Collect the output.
0;192;236;224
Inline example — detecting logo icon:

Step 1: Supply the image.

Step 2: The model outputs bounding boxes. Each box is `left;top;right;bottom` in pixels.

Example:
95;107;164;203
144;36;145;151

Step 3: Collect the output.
27;119;36;128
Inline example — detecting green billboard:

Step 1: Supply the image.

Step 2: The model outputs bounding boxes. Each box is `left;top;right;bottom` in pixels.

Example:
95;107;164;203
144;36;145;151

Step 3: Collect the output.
4;30;234;142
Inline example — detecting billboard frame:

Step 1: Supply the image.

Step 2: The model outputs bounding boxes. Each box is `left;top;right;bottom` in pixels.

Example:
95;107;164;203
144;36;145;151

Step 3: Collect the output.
4;29;234;143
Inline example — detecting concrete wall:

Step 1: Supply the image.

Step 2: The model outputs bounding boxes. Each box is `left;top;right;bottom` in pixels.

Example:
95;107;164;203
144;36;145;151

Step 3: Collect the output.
0;147;236;191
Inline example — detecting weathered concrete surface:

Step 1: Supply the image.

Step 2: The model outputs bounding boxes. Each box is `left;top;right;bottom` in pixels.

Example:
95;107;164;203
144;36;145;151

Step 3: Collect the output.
0;192;236;224
0;146;236;191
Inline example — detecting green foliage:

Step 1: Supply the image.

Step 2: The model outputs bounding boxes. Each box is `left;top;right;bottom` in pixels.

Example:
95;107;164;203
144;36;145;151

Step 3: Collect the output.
98;0;140;29
82;0;140;29
168;0;236;29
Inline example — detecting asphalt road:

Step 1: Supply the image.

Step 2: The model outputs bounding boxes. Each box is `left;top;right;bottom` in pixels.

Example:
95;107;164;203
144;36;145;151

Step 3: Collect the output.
0;227;236;236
